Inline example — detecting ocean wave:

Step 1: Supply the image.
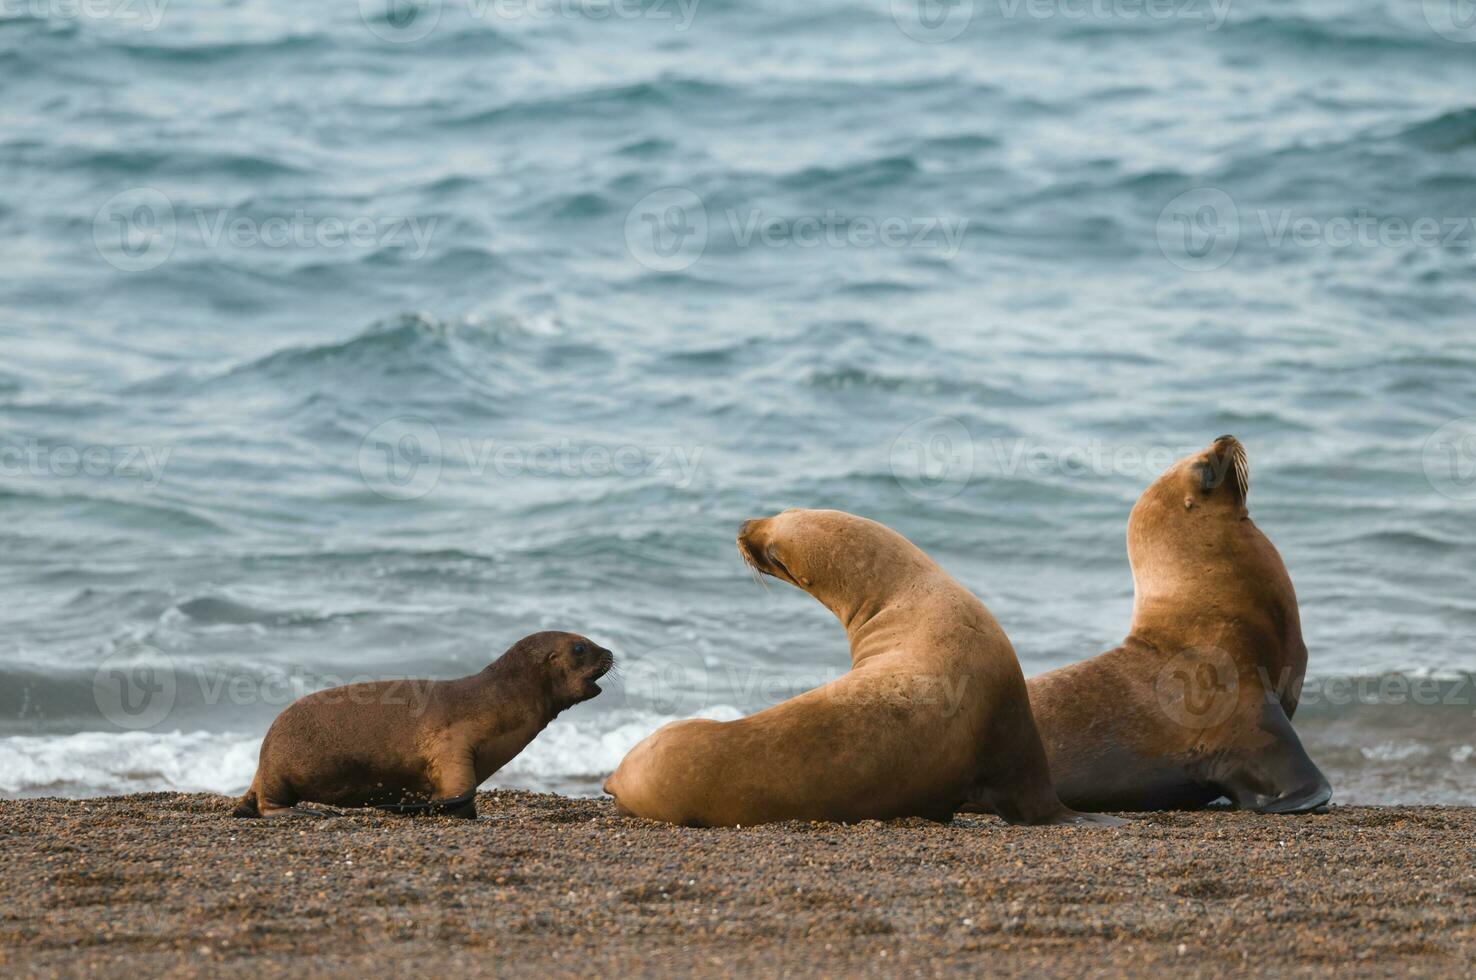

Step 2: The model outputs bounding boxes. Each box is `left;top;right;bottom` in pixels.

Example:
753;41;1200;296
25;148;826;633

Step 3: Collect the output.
1225;15;1444;55
168;595;370;629
2;686;1468;803
834;278;926;297
1017;103;1476;238
1297;687;1476;806
615;136;677;159
0;730;261;798
442;78;735;130
0;12;77;37
166;313;552;415
1326;530;1464;554
111;33;330;66
802;366;1040;406
904;133;1001;156
1013;167;1190;208
29;145;308;180
222;314;530;376
0;708;746;800
491;706;743;795
1360;740;1431;763
1398;107;1476;153
778;155;922;194
520;190;617;221
0;486;228;534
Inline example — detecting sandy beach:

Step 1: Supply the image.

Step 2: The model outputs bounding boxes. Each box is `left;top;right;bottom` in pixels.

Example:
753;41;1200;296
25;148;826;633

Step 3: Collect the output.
1;792;1470;978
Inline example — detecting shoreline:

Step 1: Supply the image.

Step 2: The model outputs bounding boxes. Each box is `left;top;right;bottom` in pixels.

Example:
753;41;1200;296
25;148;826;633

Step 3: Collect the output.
2;793;1472;977
5;685;1472;805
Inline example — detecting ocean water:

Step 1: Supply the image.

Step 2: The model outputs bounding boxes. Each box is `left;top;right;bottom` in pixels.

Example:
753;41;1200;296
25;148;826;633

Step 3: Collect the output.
2;0;1473;805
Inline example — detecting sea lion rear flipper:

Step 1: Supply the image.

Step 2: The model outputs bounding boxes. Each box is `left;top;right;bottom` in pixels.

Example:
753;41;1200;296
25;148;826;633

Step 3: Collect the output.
1213;700;1332;814
261;805;339;819
231;788;261;818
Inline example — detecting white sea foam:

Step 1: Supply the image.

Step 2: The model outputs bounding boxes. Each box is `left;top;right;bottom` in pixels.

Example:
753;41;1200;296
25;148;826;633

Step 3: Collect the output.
491;705;744;794
0;731;262;798
1359;740;1432;763
0;706;745;800
7;710;1462;802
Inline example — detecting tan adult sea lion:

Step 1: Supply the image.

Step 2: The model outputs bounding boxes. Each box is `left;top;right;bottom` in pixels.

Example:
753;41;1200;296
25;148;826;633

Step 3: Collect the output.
604;509;1115;827
232;631;613;818
1003;436;1331;814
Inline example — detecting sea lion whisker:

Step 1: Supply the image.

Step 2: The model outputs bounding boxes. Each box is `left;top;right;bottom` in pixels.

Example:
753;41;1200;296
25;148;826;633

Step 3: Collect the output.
1233;445;1251;500
737;540;769;591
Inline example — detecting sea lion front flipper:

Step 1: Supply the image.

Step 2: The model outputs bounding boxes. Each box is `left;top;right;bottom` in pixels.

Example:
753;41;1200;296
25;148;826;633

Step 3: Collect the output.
1212;700;1332;814
960;797;1130;827
370;791;478;819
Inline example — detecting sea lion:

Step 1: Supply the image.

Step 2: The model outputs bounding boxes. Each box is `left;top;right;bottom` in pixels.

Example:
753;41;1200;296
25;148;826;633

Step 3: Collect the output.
232;631;613;818
604;509;1115;827
1002;436;1332;814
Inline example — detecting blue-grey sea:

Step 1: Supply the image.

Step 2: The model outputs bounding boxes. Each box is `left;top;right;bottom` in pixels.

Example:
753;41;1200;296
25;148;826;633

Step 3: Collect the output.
2;0;1474;804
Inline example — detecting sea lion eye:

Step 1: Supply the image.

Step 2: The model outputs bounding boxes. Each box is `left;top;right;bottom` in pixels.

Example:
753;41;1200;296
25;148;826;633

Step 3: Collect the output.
573;643;586;655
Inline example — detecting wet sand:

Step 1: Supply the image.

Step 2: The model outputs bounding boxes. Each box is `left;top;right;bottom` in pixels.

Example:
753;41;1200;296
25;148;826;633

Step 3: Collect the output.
2;792;1471;977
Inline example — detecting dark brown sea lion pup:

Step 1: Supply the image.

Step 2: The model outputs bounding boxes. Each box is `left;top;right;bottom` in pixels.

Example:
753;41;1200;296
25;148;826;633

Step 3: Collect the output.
604;509;1118;827
232;631;613;818
985;436;1331;815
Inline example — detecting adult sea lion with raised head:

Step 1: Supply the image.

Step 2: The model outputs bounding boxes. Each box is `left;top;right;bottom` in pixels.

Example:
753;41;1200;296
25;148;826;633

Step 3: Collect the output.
604;509;1117;827
232;631;613;818
997;436;1331;815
